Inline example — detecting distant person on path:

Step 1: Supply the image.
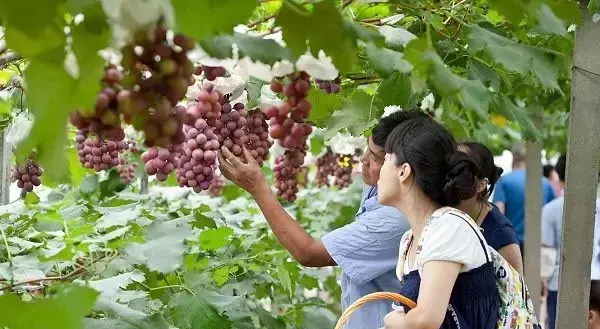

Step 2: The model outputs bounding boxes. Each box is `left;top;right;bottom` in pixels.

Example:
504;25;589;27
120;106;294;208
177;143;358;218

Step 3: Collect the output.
543;164;562;197
457;142;523;273
492;147;555;253
542;154;600;329
218;111;429;329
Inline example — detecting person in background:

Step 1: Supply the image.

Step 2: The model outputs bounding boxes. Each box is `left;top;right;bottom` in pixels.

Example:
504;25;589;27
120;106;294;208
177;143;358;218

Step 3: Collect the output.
493;146;556;254
542;154;600;329
589;281;600;329
457;142;523;273
218;111;429;329
380;116;499;329
543;164;563;197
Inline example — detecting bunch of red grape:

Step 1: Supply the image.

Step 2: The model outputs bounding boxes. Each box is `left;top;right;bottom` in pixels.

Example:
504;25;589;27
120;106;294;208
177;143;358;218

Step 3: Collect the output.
208;173;224;196
69;66;126;141
141;147;179;182
214;101;247;157
315;151;337;187
315;77;341;94
334;154;356;189
136;100;189;148
118;159;138;184
265;72;313;150
244;110;272;165
175;118;220;192
75;131;126;172
187;83;224;122
273;150;306;202
121;27;195;107
194;65;226;81
12;158;43;193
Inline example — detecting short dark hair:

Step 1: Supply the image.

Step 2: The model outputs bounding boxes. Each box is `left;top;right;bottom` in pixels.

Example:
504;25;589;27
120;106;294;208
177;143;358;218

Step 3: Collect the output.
385;117;479;207
371;110;429;147
460;142;503;200
555;154;567;182
543;164;555;179
591;280;600;312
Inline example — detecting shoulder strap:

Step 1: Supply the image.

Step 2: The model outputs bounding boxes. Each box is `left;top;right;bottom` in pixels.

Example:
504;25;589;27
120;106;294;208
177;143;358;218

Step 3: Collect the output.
448;212;491;264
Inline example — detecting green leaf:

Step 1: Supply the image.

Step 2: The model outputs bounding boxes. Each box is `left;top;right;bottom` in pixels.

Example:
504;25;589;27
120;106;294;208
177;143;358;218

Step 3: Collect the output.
0;98;11;116
377;26;416;48
172;0;256;42
212;266;231;286
277;260;292;298
376;73;414;108
80;175;99;194
0;0;65;57
324;90;380;139
193;209;218;229
68;148;92;187
307;89;342;127
467;60;500;92
246;78;265;108
310;134;325;156
456;79;489;119
201;33;292;65
491;95;541;141
534;4;567;36
199;227;234;251
363;43;412;77
25;192;40;205
467;25;561;91
0;284;98;329
485;0;527;23
169;290;232;329
257;308;286;329
589;0;600;12
275;0;358;72
84;314;172;329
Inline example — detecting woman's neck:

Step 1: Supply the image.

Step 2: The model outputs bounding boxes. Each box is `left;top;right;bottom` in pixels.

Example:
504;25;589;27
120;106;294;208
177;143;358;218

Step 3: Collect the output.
458;198;489;225
393;192;439;239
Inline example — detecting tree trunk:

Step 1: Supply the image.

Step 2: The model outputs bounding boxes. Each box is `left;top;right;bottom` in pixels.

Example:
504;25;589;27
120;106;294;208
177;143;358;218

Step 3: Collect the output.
556;11;600;329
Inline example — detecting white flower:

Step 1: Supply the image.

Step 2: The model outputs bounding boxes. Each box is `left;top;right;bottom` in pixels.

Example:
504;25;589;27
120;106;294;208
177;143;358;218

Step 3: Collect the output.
382;105;402;118
271;60;295;77
295;51;339;80
567;24;577;32
593;14;600;23
420;93;435;111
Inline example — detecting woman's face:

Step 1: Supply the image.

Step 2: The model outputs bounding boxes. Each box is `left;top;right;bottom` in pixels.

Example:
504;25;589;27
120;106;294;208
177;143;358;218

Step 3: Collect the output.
377;153;408;206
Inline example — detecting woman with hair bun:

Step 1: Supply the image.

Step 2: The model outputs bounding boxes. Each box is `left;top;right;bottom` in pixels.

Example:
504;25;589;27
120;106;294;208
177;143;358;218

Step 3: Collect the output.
377;115;499;329
457;142;523;274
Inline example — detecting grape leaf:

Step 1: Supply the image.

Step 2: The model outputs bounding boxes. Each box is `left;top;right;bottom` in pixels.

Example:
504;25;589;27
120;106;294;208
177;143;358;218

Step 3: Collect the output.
169;290;233;329
310;134;325;156
0;98;11;116
534;4;567;36
201;33;292;65
467;25;561;91
467;60;500;92
485;0;527;23
590;0;600;12
363;42;412;77
246;77;265;108
125;217;193;273
323;90;380;139
277;260;292;298
275;0;358;72
0;0;65;57
0;284;98;329
378;25;417;48
172;0;256;42
212;266;231;286
67;147;92;186
84;314;172;329
490;95;541;141
307;89;342;127
377;73;415;108
200;227;234;251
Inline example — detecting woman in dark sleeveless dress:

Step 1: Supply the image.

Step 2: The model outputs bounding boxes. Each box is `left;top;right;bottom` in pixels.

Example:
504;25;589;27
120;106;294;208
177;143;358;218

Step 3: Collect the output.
377;114;499;329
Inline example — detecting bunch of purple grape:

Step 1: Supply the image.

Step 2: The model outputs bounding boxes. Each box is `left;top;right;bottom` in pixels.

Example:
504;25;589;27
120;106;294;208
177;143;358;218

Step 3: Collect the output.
12;158;43;192
274;150;305;202
244;110;272;165
141;147;179;182
194;65;227;81
316;77;341;94
75;131;126;172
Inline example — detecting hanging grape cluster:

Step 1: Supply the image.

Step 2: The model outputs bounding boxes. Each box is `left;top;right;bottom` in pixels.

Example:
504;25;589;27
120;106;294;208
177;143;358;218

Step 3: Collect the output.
12;158;43;193
266;72;313;150
194;65;226;81
137;101;189;148
175;118;220;192
274;150;305;202
244;110;272;165
75;131;126;172
316;77;341;94
215;101;248;157
315;151;338;187
208;173;225;196
118;159;138;184
141;147;180;182
187;83;224;122
69;66;126;141
334;154;356;189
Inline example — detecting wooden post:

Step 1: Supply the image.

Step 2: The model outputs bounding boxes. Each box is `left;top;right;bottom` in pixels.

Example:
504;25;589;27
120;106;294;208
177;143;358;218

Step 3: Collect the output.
524;105;543;314
556;13;600;329
0;129;11;205
140;173;149;194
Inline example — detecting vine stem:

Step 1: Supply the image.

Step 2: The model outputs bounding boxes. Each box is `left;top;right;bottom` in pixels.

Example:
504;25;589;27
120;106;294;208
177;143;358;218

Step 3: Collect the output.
0;267;86;291
247;14;276;29
0;224;12;263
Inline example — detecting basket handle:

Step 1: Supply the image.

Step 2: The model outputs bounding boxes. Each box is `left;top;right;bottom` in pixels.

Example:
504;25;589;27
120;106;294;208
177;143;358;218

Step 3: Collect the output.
334;292;416;329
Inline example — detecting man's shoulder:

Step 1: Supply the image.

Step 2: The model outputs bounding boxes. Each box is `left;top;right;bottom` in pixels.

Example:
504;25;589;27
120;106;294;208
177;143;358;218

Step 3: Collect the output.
542;196;564;216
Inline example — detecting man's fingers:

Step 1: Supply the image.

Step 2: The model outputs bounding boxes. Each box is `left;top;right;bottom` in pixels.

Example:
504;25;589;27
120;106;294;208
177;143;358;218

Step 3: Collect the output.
217;152;235;179
221;146;243;167
242;148;258;166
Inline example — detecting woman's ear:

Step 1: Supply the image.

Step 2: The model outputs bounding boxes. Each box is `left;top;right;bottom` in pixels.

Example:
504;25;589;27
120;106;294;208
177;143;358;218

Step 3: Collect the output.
477;178;489;194
397;163;412;183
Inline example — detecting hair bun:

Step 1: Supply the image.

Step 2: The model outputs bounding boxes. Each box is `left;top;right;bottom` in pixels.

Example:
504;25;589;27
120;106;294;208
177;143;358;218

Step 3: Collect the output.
443;151;479;206
492;166;504;183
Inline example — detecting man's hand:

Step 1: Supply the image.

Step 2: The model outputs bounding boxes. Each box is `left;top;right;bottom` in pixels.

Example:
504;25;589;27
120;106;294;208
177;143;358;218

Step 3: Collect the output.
218;146;269;196
384;310;407;329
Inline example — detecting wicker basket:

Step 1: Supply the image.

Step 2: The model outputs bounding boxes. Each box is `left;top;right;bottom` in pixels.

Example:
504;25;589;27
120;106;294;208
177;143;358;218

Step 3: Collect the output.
334;292;416;329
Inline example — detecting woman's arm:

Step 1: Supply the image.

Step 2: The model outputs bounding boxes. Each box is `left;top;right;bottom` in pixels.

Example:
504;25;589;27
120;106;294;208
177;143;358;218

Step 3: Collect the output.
384;261;461;329
498;243;523;275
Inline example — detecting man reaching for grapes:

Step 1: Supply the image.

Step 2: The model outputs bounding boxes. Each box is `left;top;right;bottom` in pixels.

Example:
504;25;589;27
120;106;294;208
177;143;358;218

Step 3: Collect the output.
218;111;427;329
